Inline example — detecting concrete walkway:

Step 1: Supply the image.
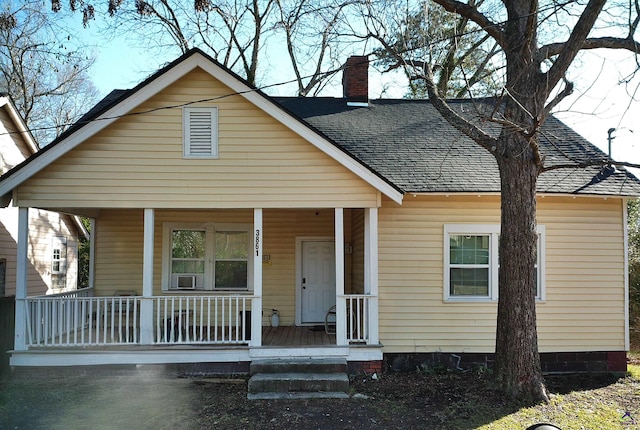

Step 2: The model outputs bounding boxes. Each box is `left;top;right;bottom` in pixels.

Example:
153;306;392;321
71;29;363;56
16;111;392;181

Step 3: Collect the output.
1;366;203;429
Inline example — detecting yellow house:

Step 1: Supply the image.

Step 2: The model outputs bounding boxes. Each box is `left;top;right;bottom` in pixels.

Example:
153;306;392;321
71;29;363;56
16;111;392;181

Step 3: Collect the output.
1;50;638;376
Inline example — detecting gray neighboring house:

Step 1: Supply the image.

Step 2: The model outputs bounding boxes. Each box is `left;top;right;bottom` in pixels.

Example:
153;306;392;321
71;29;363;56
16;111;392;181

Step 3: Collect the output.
0;95;88;297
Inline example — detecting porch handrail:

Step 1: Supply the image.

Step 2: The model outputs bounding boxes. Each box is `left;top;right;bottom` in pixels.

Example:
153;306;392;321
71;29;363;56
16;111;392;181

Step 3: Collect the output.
27;286;94;299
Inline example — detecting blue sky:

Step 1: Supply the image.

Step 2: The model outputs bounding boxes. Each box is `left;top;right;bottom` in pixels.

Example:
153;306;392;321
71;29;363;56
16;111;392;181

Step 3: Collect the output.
81;22;640;174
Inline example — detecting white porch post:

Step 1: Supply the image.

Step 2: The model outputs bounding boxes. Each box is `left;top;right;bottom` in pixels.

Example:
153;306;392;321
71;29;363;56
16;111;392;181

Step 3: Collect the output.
250;208;263;347
14;207;29;351
335;208;347;345
88;218;96;291
140;208;155;344
365;207;380;345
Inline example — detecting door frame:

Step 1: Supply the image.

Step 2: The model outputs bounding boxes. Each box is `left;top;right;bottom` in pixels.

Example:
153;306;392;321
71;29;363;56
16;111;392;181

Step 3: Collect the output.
295;236;335;326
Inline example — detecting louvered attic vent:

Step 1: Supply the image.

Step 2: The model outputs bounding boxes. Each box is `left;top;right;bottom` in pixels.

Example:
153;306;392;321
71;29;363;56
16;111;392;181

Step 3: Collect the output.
183;107;218;158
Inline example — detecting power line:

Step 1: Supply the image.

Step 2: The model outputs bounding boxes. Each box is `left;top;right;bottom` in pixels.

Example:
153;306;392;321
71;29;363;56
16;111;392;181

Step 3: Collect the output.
0;2;627;142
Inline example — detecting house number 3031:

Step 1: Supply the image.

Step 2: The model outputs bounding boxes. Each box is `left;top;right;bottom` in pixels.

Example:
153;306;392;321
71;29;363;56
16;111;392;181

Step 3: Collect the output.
255;229;260;256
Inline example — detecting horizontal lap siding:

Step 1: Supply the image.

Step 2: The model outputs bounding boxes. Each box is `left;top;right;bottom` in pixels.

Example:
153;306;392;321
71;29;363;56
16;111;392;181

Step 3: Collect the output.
94;210;144;295
16;69;378;209
94;208;349;327
378;195;626;354
537;197;625;352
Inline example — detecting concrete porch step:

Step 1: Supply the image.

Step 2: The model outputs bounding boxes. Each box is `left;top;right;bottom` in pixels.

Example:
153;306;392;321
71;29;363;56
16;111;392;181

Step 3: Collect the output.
247;391;350;400
248;372;349;394
247;358;350;399
250;358;347;375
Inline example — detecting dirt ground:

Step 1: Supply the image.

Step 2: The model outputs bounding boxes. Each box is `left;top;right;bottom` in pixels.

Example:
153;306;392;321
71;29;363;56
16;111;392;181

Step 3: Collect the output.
0;364;635;430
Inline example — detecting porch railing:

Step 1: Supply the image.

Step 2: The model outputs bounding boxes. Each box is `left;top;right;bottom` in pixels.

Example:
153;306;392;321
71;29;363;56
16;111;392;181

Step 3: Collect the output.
153;295;250;344
344;294;371;344
25;295;140;347
23;294;251;347
22;293;368;347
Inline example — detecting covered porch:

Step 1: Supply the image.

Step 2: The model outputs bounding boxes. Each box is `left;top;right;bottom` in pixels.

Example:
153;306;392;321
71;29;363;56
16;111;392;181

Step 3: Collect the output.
11;207;382;366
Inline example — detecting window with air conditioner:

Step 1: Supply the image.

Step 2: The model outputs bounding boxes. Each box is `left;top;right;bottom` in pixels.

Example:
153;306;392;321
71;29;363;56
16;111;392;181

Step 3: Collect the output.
163;223;252;291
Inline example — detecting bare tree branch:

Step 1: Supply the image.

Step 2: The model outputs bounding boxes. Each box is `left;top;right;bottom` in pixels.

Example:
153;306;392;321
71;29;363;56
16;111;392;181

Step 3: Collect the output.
431;0;506;49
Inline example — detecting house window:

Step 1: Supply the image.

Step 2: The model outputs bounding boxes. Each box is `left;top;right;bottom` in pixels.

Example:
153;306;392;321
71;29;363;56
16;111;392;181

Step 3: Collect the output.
215;231;249;289
171;229;206;290
444;225;545;302
183;107;218;158
164;223;252;291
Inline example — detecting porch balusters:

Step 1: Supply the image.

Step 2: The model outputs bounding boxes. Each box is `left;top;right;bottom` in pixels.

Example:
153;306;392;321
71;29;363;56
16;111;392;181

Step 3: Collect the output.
153;295;249;344
24;295;141;346
22;294;255;347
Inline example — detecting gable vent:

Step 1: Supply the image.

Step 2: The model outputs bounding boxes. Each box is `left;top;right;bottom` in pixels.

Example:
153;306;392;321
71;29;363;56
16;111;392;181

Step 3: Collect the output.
184;107;218;158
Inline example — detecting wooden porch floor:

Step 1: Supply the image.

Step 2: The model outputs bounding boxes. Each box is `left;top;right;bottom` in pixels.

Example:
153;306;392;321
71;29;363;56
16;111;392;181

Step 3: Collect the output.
261;326;335;346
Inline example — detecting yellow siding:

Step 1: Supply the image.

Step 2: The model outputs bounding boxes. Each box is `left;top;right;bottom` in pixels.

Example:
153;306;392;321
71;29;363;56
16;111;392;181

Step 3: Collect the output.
94;210;144;296
16;69;378;209
92;195;627;354
378;195;626;354
94;208;357;326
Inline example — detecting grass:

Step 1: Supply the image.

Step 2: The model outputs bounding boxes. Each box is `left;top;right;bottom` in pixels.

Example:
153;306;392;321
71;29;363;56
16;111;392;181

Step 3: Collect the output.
470;363;640;430
629;363;640;379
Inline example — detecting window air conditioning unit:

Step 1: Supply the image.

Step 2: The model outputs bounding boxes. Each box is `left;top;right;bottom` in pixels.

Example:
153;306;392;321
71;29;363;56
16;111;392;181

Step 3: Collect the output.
176;275;196;289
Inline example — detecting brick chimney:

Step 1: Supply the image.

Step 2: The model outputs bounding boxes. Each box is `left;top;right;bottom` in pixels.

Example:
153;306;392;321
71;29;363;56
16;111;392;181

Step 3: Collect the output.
342;55;369;106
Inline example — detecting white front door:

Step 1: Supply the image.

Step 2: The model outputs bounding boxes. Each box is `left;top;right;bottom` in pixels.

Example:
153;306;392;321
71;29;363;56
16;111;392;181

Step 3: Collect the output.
300;240;336;324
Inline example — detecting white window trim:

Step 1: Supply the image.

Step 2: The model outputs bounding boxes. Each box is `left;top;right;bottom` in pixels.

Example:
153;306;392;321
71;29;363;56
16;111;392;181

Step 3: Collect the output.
183;106;218;159
51;236;68;275
161;222;253;292
443;224;546;303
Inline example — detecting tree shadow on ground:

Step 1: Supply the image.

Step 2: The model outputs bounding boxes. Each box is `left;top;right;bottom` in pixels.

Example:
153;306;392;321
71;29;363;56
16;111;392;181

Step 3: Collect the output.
545;372;624;395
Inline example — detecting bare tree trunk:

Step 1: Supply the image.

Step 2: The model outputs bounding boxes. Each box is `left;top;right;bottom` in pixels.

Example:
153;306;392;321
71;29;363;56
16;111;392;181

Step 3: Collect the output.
494;143;548;403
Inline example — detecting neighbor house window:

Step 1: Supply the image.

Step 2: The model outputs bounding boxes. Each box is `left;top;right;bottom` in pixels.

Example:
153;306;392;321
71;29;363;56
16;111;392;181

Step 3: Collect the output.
183;107;218;158
0;259;5;296
163;223;252;291
51;237;68;291
51;237;67;274
444;225;545;302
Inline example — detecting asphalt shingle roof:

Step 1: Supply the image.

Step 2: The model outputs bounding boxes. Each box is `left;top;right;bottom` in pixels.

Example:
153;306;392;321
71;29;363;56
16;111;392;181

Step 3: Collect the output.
275;97;640;196
4;46;638;198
